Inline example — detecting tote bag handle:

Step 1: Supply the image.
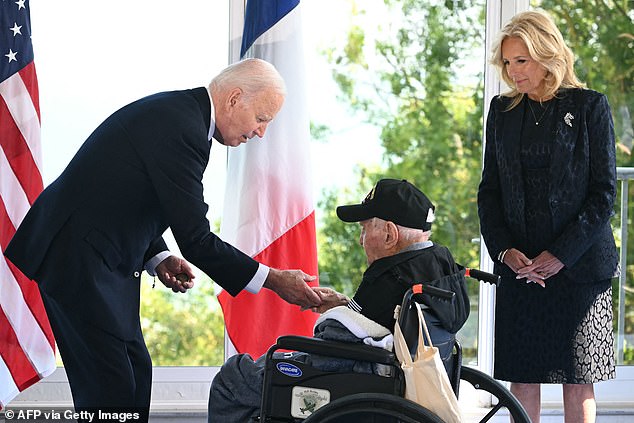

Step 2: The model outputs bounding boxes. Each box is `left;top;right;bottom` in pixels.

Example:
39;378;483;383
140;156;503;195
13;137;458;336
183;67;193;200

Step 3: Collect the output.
393;303;434;362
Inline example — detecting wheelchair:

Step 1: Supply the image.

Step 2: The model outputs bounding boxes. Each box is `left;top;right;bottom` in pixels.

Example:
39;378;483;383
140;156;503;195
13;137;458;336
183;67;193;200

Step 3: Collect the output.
257;268;530;422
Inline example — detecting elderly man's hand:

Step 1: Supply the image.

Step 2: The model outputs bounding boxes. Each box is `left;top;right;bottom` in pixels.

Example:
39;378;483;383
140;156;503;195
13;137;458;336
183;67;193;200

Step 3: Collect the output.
303;287;349;313
156;255;196;293
264;269;321;309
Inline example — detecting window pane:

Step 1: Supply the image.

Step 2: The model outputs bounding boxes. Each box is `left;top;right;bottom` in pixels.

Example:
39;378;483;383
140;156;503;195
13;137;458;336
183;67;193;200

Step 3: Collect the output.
31;0;229;367
311;0;487;365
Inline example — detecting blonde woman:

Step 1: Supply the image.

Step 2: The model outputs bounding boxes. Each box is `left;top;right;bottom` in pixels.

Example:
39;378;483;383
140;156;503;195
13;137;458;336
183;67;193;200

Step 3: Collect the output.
477;10;617;423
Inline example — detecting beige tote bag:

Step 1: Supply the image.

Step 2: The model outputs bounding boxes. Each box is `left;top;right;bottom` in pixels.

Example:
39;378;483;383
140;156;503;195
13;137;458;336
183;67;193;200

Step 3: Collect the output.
393;303;462;423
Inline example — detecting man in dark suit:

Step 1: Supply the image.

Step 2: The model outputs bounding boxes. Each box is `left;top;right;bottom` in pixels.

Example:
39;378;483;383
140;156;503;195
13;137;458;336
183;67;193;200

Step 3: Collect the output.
4;58;321;419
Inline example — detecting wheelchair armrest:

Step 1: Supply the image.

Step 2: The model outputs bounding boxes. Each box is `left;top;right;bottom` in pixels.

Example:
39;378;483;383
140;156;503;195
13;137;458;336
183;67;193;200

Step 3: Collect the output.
271;335;397;366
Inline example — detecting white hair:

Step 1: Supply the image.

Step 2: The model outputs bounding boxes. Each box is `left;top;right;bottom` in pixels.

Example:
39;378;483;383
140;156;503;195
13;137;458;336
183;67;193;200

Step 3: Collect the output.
396;224;431;243
209;58;286;98
371;218;431;243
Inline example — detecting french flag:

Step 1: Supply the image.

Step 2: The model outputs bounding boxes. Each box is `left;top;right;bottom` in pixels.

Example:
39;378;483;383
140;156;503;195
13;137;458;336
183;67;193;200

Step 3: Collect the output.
218;0;319;358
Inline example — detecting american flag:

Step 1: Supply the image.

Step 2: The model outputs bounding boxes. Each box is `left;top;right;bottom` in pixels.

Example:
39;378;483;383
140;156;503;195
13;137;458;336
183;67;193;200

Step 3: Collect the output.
0;0;56;408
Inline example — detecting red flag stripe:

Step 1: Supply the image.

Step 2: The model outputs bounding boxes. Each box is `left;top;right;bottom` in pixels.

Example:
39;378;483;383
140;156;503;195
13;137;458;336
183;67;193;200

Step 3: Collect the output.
0;77;43;205
219;212;319;357
0;67;42;169
5;259;55;351
0;304;38;391
254;211;318;274
18;63;41;123
0;247;55;376
0;146;31;230
0;198;16;251
0;199;55;350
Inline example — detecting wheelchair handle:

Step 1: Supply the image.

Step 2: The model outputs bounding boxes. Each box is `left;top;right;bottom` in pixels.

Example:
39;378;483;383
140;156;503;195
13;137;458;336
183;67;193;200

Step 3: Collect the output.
465;267;500;285
411;283;455;300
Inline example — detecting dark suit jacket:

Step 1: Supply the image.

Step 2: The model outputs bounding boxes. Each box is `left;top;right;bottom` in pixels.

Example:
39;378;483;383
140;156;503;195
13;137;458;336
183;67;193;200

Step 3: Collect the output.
5;87;258;338
477;88;619;283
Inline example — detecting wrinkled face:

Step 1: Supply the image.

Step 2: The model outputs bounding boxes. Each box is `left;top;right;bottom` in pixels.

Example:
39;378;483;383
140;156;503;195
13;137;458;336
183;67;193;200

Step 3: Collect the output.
359;218;387;265
501;37;549;100
216;88;284;147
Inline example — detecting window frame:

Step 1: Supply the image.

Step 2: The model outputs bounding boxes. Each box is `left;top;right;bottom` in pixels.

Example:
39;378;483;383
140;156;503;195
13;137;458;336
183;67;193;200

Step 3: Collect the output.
8;0;633;414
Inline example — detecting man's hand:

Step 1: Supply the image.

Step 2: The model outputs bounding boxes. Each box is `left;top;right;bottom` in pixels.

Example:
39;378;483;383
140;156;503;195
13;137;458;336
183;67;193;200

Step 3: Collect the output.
156;255;196;293
263;269;321;309
302;287;349;313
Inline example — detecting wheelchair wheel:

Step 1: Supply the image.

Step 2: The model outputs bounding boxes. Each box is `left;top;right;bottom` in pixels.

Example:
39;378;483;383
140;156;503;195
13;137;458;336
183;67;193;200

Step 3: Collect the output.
460;366;531;423
302;392;444;423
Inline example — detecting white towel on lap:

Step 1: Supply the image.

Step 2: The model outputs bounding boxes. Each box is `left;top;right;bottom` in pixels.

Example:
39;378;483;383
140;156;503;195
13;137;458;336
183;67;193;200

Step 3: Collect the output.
316;306;393;351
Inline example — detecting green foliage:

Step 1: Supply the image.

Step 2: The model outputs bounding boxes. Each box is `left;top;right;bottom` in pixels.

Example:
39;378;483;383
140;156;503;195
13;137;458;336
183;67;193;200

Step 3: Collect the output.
140;273;225;366
319;0;485;295
310;121;332;142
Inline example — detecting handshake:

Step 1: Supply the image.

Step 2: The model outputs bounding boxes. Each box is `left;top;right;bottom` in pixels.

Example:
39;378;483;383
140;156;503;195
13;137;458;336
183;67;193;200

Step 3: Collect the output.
301;286;350;313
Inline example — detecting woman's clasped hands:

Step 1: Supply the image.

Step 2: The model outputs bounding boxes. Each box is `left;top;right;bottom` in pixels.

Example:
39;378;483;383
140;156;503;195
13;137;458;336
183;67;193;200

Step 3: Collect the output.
502;248;564;288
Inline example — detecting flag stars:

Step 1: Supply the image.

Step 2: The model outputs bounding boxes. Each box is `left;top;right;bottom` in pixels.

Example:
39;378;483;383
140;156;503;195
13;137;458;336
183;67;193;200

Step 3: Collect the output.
10;22;22;36
5;49;17;63
15;0;25;9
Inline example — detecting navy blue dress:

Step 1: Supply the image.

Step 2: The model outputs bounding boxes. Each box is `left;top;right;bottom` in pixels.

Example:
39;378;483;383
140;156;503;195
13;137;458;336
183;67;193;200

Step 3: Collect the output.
493;97;615;384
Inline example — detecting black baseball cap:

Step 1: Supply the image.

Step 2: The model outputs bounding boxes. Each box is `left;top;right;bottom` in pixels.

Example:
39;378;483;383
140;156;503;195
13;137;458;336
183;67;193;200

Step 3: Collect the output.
336;179;435;230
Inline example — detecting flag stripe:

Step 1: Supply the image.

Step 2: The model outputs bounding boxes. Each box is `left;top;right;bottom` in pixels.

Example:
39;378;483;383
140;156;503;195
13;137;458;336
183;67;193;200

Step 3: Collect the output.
0;138;32;229
18;63;41;122
0;197;18;250
219;212;318;357
254;212;318;273
0;199;55;351
0;70;43;170
0;304;38;391
0;356;19;409
1;63;43;143
0;72;44;204
240;0;299;57
0;248;55;378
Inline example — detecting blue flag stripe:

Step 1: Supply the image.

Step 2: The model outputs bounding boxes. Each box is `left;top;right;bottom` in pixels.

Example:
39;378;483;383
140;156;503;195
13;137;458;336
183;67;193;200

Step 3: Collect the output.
240;0;299;58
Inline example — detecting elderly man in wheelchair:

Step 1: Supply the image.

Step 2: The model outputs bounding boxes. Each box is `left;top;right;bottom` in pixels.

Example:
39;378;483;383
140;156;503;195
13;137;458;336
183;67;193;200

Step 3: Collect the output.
208;179;529;422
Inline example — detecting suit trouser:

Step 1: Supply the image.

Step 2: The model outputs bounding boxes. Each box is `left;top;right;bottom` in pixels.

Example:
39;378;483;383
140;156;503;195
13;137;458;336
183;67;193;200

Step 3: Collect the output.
40;289;152;421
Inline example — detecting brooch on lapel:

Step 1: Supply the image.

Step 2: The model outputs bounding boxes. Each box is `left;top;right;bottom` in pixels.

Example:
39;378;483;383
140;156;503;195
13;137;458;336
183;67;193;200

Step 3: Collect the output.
564;112;574;127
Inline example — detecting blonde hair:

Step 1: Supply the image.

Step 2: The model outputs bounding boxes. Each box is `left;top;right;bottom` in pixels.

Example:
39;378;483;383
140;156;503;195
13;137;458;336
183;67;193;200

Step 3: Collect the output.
209;58;286;99
490;9;585;109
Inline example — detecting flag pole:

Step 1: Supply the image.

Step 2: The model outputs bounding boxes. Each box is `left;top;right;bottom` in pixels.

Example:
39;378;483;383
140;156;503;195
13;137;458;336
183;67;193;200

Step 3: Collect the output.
228;0;245;64
223;0;245;361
